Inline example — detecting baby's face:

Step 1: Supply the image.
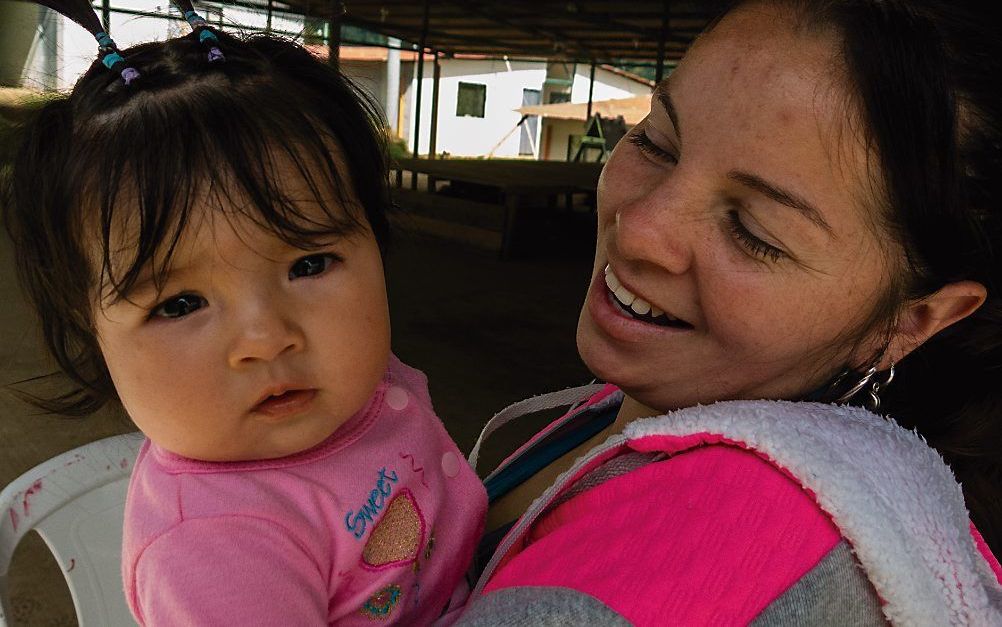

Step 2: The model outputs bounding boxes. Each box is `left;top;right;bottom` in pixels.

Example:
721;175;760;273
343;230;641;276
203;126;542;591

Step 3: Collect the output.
92;205;390;462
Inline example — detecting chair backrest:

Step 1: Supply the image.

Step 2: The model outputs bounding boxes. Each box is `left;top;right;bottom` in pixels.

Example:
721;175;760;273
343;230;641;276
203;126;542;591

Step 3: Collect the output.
0;432;144;627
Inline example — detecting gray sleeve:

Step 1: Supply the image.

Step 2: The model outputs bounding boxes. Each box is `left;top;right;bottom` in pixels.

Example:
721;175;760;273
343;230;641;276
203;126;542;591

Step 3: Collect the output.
454;586;632;626
752;541;887;626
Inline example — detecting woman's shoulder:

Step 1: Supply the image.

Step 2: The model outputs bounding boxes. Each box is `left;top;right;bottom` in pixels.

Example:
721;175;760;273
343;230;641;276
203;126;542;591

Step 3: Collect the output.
481;442;862;625
473;398;1002;625
624;401;1002;623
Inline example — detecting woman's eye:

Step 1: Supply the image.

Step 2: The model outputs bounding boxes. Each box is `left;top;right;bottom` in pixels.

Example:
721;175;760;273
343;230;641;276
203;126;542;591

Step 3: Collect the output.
289;253;338;280
151;294;206;319
627;128;678;164
726;210;788;263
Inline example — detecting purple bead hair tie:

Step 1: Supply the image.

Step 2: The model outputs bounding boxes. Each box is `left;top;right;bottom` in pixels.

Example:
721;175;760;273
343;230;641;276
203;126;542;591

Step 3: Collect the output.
183;10;226;62
121;67;141;85
95;31;140;85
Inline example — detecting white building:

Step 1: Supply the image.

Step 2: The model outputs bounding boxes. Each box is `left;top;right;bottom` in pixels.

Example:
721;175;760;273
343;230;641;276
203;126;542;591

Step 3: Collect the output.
337;47;653;159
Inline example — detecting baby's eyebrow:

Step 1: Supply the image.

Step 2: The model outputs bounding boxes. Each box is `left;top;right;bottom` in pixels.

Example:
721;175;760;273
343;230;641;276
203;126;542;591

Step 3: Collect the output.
106;263;191;305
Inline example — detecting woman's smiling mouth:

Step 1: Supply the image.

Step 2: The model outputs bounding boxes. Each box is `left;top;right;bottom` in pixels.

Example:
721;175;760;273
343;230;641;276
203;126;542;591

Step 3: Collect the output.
604;265;694;329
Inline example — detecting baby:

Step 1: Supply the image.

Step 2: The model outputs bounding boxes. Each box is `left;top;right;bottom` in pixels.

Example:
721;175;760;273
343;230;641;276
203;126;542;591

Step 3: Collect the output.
2;1;486;624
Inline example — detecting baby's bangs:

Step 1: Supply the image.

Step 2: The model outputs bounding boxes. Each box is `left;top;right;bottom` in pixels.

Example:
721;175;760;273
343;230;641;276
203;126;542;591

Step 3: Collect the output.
212;122;368;249
82;91;366;303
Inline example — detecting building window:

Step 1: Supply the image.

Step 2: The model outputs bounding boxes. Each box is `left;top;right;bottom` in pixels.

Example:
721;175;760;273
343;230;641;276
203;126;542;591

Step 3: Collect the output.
456;82;487;117
548;91;572;104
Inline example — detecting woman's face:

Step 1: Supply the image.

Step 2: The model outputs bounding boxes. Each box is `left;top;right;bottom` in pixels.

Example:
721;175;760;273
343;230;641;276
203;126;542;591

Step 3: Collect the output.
577;4;897;411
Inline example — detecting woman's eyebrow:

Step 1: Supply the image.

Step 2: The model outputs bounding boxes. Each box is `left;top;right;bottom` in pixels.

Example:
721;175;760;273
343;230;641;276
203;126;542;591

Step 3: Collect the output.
728;170;835;238
654;85;682;140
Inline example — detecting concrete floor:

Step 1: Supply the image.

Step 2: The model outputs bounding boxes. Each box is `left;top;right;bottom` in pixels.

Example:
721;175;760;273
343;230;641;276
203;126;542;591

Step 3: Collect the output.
0;222;595;624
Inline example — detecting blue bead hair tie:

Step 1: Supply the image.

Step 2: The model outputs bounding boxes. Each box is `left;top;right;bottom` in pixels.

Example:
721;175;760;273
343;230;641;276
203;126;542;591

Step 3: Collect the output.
100;51;124;69
94;32;140;85
183;10;225;62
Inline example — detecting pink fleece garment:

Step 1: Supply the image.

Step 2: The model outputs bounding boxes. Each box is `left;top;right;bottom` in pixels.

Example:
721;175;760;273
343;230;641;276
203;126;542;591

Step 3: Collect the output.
484;443;845;625
122;356;487;626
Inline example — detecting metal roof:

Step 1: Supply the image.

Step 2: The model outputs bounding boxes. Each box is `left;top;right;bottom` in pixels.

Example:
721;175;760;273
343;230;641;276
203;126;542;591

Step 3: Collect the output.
283;1;721;64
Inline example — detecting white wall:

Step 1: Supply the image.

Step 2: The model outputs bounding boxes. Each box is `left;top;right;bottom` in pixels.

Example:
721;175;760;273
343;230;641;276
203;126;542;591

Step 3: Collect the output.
402;58;546;158
541;117;588;161
390;58;651;158
0;1;41;87
570;65;649;103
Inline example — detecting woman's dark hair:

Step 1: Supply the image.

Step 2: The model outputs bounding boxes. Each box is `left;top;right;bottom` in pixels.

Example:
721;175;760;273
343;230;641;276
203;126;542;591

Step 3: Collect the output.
1;25;392;416
719;0;1002;554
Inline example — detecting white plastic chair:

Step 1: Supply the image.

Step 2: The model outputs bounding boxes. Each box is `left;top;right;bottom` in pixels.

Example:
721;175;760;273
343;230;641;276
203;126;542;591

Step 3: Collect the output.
0;432;144;626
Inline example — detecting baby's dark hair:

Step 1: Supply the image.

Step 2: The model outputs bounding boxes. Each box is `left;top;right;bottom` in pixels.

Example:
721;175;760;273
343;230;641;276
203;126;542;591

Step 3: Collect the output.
2;27;392;416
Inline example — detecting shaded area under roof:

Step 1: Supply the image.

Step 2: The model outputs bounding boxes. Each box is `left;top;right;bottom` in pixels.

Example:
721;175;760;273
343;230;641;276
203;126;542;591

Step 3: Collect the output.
279;0;722;64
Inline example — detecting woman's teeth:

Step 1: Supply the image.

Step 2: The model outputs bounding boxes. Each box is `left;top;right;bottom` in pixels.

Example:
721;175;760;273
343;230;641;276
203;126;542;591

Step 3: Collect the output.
604;265;689;328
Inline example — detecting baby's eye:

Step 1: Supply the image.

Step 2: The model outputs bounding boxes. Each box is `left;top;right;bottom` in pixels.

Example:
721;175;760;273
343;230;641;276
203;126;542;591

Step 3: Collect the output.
289;254;337;280
151;294;206;319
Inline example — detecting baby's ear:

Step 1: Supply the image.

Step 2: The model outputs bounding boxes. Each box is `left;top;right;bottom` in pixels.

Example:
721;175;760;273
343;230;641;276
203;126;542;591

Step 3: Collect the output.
880;280;986;368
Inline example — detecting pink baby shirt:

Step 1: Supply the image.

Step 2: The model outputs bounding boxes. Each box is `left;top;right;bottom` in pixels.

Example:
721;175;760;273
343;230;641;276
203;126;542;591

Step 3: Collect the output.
122;355;487;626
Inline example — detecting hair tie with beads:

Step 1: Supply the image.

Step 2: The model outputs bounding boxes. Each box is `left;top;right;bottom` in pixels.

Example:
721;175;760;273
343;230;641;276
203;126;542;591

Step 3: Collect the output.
94;31;140;85
179;6;225;62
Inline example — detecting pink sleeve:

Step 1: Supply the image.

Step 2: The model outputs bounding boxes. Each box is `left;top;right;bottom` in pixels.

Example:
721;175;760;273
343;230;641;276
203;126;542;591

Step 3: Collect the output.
483;444;843;625
132;516;328;626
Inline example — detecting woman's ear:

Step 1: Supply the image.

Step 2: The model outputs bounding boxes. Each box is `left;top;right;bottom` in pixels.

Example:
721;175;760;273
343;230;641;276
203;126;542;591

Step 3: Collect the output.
881;280;987;368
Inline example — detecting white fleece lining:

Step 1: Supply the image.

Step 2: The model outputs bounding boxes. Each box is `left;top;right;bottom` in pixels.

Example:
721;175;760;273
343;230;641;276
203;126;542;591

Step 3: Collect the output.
623;400;1002;626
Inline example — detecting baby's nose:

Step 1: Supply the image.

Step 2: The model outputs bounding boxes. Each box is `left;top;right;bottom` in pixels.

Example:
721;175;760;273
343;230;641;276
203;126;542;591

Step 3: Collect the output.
227;304;305;367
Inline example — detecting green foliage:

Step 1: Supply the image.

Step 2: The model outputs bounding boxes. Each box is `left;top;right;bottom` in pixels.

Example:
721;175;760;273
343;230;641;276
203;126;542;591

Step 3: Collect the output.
387;132;411;161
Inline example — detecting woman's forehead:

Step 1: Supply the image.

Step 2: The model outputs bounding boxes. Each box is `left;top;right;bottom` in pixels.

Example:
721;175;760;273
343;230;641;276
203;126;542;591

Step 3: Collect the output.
680;3;840;96
667;5;883;236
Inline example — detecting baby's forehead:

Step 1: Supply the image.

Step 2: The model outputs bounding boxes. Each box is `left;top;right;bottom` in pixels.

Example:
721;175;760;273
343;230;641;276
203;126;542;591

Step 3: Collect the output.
92;159;364;298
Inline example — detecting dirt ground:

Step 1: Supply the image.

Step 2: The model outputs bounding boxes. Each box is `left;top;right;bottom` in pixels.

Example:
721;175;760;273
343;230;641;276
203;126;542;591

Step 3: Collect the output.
0;220;597;625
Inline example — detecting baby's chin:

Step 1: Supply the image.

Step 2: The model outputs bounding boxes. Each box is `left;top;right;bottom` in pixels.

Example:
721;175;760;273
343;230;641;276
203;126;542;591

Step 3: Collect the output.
153;427;337;463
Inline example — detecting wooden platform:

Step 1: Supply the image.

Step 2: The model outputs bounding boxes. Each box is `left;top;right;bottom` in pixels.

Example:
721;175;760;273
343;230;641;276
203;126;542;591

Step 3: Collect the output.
390;158;602;257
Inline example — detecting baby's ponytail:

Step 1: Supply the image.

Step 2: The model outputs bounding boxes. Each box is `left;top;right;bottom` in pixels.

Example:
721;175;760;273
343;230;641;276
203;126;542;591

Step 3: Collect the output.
35;0;140;84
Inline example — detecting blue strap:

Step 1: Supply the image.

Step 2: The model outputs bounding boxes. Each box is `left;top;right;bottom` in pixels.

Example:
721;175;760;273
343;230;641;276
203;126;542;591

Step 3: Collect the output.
95;32;114;48
199;30;219;43
101;51;124;69
483;400;619;503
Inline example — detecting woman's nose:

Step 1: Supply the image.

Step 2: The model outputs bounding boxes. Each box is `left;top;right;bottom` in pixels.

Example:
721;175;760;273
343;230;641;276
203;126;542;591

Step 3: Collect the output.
227;301;305;368
611;174;700;275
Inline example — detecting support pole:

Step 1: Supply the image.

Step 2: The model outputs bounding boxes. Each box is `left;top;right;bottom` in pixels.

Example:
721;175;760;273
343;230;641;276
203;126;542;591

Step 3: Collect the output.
655;1;669;85
266;0;273;32
327;1;343;70
102;0;110;33
385;37;401;136
411;0;430;167
586;60;596;120
429;50;441;159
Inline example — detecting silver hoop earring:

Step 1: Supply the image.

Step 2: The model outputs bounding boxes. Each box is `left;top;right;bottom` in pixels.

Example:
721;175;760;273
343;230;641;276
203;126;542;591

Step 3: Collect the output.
835;363;895;411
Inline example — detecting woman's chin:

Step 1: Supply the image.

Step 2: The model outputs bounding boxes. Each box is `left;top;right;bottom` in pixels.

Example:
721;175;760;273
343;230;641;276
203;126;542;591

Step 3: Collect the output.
577;309;649;392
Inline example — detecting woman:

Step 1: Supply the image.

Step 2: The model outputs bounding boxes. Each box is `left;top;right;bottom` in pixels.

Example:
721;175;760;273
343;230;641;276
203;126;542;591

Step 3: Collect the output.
457;0;1002;624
